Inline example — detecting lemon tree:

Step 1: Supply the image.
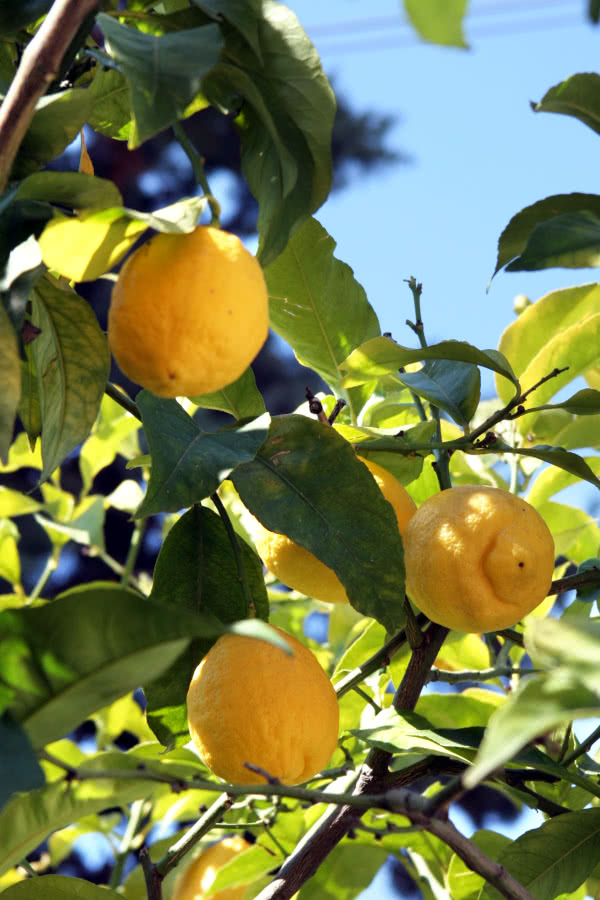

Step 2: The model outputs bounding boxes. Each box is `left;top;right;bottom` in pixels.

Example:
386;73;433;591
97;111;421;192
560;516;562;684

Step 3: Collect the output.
1;3;600;900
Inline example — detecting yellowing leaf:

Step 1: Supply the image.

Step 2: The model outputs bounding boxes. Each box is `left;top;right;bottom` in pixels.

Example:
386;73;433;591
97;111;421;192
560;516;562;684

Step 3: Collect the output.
38;209;147;281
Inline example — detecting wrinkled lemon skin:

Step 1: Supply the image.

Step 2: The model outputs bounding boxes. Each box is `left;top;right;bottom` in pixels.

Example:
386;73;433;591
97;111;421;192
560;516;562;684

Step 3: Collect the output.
171;836;251;900
252;457;417;604
108;226;269;397
403;485;555;633
186;627;339;786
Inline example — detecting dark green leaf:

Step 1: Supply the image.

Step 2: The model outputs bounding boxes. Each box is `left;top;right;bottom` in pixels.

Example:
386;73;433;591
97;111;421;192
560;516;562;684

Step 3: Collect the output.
533;73;600;136
204;843;281;895
98;14;223;147
265;217;380;418
190;366;266;419
17;354;41;448
397;359;480;427
30;278;110;483
341;337;518;390
482;440;600;490
1;875;123;899
145;505;268;746
404;0;468;47
16;172;123;210
135;391;270;517
0;303;20;463
575;559;600;603
591;0;600;22
1;233;45;336
194;0;264;62
506;210;600;272
0;581;225;749
480;809;600;900
351;708;479;764
0;196;53;274
0;0;53;36
0;713;44;813
493;193;600;278
232;415;407;633
203;3;335;265
13;89;92;178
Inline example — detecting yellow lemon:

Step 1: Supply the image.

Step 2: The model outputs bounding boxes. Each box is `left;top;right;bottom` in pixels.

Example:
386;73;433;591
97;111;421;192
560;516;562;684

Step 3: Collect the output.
108;225;269;397
403;485;555;633
171;836;251;900
251;457;417;604
187;627;339;785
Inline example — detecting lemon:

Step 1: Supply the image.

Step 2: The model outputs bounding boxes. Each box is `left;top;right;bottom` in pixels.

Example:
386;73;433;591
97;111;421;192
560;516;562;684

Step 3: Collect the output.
171;836;251;900
108;225;269;397
251;457;417;604
186;627;339;785
403;485;555;633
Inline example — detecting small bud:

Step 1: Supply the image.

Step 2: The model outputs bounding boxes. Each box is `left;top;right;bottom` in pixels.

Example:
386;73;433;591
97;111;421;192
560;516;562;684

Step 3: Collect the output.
513;294;531;315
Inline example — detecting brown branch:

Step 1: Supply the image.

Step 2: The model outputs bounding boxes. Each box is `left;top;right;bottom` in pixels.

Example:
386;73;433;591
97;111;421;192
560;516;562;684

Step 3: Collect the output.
0;0;99;192
548;568;600;596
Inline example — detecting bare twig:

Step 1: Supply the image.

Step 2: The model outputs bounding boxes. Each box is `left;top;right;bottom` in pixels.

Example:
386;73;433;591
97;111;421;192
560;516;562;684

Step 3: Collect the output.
0;0;100;191
155;793;234;877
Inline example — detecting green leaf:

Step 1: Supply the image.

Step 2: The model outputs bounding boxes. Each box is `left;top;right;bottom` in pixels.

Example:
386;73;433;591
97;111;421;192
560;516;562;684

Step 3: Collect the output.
0;714;44;813
296;840;388;900
447;831;511;900
0;752;176;875
464;620;600;788
1;875;124;899
575;559;600;603
506;210;600;272
526;456;600;505
16;172;123;210
145;505;268;746
87;67;132;141
79;393;141;496
533;73;600;136
195;0;264;62
0;582;225;749
404;0;468;47
537;500;600;563
531;388;600;416
0;302;20;463
341;337;518;391
0;519;21;586
351;708;478;765
590;0;600;22
265;217;380;415
397;359;480;427
98;14;223;147
480;809;600;900
485;440;600;491
29;278;110;483
135;391;270;518
0;0;53;35
13;89;92;179
493;193;600;278
206;843;281;895
190;366;266;419
232;415;407;633
0;487;42;518
204;3;335;265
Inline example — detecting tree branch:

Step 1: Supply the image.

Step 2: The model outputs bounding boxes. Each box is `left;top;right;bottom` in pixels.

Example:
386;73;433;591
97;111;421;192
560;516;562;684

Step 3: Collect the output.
0;0;99;192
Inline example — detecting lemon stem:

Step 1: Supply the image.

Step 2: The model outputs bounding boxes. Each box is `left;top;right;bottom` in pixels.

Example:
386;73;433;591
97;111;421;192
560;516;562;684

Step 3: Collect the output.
173;121;221;226
105;382;142;421
404;277;452;491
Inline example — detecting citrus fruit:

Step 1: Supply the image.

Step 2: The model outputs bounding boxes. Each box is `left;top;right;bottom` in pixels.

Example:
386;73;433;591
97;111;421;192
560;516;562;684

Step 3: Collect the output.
107;225;269;397
251;457;417;604
171;836;251;900
403;485;555;633
187;627;339;785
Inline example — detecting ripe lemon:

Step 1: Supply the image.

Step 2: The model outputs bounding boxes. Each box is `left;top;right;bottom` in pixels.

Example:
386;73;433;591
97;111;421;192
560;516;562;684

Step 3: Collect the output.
171;836;251;900
403;485;555;633
251;457;417;604
107;225;269;397
187;627;339;785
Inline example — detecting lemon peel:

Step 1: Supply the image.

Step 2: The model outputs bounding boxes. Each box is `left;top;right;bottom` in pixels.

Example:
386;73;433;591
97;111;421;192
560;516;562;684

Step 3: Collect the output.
187;627;339;785
108;225;268;397
171;836;251;900
403;485;555;633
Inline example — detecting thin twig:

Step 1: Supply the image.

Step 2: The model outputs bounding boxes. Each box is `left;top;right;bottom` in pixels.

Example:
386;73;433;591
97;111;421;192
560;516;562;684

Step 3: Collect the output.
105;382;142;420
172;120;220;225
0;0;100;191
426;665;538;685
155;793;233;877
560;722;600;768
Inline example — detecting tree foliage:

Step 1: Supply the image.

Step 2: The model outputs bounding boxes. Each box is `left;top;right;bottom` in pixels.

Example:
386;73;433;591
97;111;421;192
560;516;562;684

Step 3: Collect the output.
1;2;600;900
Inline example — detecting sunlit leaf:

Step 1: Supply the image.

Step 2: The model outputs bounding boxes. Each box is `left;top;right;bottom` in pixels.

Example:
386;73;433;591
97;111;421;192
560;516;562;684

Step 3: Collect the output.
16;171;123;210
13;90;91;178
0;303;20;463
404;0;468;47
533;73;600;137
506;210;600;272
1;875;123;899
29;278;110;483
190;366;266;419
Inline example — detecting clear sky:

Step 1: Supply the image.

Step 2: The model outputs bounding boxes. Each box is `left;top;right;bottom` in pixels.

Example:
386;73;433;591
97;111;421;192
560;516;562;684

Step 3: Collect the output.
296;0;599;392
291;2;598;896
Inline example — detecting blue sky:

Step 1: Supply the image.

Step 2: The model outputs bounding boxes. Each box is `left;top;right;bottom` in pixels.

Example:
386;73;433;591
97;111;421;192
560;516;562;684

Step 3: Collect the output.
296;0;599;382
